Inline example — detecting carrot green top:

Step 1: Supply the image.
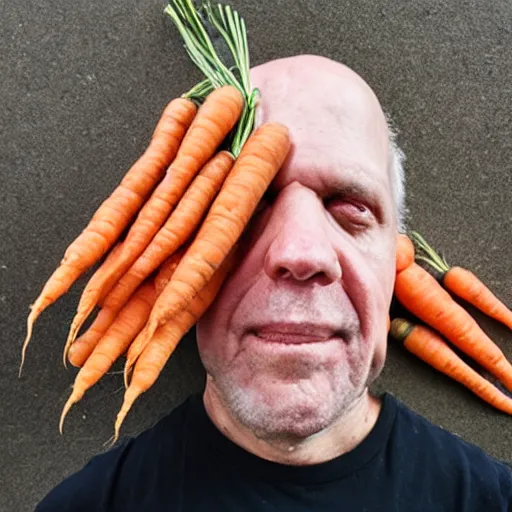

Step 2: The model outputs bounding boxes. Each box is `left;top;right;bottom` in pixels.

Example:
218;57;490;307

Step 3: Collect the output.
410;231;451;275
165;0;259;158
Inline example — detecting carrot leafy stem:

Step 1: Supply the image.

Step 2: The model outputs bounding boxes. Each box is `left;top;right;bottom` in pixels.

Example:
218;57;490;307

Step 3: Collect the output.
410;231;450;274
165;0;258;157
182;77;214;103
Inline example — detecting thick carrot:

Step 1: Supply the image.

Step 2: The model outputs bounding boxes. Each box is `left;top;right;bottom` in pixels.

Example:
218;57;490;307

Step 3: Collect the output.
20;97;197;374
411;231;512;331
139;122;291;349
394;262;512;392
396;233;415;273
59;280;158;433
67;308;118;368
390;318;512;415
98;150;234;321
63;86;244;355
66;249;185;367
115;249;238;443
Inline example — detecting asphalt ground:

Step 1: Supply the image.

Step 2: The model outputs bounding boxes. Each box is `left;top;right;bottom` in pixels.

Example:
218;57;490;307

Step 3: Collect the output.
2;1;511;509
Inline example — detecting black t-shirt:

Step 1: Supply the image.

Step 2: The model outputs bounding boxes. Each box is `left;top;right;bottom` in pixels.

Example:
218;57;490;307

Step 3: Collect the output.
35;392;512;511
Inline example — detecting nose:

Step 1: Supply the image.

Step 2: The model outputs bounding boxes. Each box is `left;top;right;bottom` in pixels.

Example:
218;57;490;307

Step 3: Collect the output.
263;184;342;285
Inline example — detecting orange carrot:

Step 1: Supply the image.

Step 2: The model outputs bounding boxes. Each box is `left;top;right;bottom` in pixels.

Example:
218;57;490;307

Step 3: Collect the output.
67;308;118;368
390;318;512;415
137;122;291;350
59;279;158;433
444;268;512;330
394;262;512;392
115;249;238;443
66;249;185;367
411;231;512;331
20;97;197;374
396;233;415;273
154;247;187;295
98;150;234;321
63;86;244;356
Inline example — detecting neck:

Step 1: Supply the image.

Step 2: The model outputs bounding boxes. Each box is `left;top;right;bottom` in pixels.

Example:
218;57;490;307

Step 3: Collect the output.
203;382;382;466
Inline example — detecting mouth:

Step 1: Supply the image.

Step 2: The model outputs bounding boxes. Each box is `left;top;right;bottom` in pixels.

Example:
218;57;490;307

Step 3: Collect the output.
249;322;343;345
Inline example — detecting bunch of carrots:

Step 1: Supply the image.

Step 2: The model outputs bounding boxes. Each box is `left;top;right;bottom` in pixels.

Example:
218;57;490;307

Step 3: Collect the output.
20;0;290;443
392;232;512;414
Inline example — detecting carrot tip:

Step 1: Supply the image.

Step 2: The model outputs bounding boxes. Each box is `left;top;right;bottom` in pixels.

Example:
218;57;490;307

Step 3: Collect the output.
113;386;140;445
102;434;117;451
59;391;81;434
63;300;97;367
19;309;38;377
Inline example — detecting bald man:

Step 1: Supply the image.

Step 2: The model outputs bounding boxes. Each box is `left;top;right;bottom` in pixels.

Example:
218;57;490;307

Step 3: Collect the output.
36;55;512;512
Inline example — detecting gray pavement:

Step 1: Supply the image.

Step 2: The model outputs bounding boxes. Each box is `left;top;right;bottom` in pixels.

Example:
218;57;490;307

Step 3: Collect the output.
2;0;511;510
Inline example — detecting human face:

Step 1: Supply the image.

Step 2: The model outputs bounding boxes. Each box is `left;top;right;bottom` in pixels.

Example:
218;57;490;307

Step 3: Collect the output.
196;58;397;439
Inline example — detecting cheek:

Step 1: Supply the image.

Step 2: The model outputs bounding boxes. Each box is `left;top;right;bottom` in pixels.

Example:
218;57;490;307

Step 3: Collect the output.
196;251;262;358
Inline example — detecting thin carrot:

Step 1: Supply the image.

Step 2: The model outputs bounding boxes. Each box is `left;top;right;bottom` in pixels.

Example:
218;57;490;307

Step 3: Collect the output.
390;318;512;415
445;267;512;330
394;262;512;392
396;233;415;273
98;150;234;321
63;86;244;357
66;249;185;367
137;122;291;351
411;231;512;331
20;97;197;375
60;279;158;433
115;249;238;443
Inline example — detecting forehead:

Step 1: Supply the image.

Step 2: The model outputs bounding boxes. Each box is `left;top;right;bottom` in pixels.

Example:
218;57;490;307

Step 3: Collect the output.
251;63;391;196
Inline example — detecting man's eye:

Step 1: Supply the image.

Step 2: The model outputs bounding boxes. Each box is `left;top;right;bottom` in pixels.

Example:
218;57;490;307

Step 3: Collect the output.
325;197;373;228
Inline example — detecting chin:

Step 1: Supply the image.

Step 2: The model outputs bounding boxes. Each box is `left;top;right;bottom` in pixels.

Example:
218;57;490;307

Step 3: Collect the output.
216;374;356;440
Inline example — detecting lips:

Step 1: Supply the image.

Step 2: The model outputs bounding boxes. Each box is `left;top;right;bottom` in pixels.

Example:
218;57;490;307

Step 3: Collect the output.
250;322;339;344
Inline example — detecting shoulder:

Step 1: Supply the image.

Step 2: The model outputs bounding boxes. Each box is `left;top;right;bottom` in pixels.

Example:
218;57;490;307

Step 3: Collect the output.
35;394;198;512
386;393;512;508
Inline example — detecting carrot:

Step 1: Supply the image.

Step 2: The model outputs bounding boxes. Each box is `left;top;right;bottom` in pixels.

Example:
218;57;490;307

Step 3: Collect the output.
394;262;512;392
396;233;415;273
444;267;512;330
390;318;512;415
66;249;185;368
20;97;197;375
114;249;238;443
67;308;118;368
411;231;512;331
63;86;244;357
97;150;234;322
59;279;159;433
136;122;291;351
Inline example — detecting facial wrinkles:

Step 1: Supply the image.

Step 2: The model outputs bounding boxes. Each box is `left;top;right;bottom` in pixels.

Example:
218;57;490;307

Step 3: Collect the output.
232;186;357;339
197;56;396;446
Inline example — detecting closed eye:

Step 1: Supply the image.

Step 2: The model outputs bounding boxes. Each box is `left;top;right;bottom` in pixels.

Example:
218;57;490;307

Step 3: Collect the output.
324;196;375;230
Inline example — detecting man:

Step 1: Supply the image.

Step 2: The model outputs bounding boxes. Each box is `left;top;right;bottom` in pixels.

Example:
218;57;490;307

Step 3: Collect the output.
36;54;512;511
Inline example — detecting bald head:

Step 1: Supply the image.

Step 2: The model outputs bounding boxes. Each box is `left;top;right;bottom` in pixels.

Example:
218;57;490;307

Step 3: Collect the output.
249;55;406;229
